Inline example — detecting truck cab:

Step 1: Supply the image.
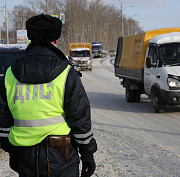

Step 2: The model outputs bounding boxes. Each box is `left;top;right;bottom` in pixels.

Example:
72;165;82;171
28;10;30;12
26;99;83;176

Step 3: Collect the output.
69;48;92;71
92;42;108;58
144;32;180;112
92;42;102;58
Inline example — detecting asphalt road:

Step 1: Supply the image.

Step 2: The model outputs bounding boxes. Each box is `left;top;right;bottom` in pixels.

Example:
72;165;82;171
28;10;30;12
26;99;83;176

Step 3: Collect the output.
1;56;180;177
81;57;180;177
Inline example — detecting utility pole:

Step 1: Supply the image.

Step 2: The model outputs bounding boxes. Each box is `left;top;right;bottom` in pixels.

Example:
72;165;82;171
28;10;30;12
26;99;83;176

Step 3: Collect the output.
49;0;52;15
121;2;123;36
5;0;9;44
45;0;48;14
119;0;134;36
46;0;52;15
0;5;5;43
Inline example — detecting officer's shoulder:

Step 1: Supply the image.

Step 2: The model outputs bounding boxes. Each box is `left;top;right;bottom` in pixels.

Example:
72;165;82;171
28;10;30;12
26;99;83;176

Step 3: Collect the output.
68;63;82;78
69;65;79;77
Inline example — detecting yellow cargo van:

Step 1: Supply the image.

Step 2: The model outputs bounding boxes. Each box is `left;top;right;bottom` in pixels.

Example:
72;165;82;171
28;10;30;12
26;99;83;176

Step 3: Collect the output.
115;28;180;113
69;43;92;71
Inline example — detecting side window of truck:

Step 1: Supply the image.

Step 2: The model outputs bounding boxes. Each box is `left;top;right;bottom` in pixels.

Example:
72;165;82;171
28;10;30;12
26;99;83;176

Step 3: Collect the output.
148;46;158;64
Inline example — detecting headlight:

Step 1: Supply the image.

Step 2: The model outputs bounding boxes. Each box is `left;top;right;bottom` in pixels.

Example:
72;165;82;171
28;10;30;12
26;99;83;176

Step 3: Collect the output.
87;58;92;63
167;77;180;87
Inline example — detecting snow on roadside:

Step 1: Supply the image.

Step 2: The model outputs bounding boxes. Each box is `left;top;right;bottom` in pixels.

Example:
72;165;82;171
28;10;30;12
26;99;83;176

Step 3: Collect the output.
0;149;18;177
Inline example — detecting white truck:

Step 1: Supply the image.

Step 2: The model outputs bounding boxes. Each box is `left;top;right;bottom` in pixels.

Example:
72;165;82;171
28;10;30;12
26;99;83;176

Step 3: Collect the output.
114;28;180;113
69;43;92;71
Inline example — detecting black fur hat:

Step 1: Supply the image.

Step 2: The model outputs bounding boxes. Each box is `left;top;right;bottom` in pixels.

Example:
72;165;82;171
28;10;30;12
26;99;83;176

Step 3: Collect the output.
26;14;62;43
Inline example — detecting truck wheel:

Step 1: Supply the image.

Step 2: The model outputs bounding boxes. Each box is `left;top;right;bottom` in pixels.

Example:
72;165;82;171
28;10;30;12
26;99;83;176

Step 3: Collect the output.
134;90;141;102
126;85;135;102
152;90;165;113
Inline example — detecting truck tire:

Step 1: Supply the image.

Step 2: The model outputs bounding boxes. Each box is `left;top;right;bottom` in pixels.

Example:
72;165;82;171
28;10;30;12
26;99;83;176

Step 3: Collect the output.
134;90;141;102
152;90;165;113
126;84;135;102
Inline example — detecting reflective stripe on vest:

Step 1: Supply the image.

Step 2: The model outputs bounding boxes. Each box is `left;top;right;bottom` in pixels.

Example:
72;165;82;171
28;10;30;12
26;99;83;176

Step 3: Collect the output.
0;127;12;137
5;65;71;146
14;114;66;127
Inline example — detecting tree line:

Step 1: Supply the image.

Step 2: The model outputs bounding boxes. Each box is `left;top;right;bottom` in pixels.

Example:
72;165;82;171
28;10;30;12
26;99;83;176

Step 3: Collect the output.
2;0;144;55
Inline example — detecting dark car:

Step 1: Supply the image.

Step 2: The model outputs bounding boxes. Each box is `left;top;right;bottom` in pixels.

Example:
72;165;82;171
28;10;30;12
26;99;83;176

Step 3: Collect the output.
0;44;82;77
0;44;27;148
0;44;27;76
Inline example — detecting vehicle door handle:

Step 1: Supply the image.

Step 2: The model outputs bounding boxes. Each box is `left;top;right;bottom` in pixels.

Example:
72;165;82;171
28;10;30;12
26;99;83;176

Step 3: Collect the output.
146;73;150;75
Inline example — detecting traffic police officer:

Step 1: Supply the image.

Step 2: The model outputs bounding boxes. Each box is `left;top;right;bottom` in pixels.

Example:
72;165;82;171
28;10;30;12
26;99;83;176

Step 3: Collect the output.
0;14;97;177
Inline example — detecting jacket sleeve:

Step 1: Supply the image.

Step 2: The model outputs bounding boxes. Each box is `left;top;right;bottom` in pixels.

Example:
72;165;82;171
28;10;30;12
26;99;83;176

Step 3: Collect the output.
0;75;14;152
64;67;97;155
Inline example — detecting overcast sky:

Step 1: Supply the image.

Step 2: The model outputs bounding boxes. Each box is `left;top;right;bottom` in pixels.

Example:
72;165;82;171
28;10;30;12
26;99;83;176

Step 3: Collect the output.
2;0;180;32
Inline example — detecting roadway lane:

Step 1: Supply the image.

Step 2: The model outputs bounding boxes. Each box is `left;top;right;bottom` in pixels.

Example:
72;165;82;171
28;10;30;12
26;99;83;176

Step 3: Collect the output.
81;57;180;176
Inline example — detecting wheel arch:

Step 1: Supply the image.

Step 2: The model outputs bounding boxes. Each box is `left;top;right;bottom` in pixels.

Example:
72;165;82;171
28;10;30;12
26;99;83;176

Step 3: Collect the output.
150;83;161;99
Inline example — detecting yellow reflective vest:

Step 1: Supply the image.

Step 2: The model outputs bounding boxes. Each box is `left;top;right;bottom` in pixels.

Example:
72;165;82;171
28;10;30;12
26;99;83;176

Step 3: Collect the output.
5;65;71;146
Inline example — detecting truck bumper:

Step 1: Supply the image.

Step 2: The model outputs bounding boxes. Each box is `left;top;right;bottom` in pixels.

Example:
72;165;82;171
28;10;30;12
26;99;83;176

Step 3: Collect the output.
94;53;100;57
161;89;180;104
77;61;92;70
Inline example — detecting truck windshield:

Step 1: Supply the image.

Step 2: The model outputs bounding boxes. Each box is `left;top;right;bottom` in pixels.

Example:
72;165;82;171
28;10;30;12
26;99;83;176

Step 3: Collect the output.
92;46;101;50
71;51;90;57
0;52;25;74
160;43;180;66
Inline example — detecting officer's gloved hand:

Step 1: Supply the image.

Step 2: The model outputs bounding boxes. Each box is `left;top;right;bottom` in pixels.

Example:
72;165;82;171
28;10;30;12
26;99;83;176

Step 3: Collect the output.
81;154;96;177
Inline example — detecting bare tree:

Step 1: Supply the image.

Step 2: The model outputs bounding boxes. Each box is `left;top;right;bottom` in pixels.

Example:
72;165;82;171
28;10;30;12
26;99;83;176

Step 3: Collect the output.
11;5;36;31
10;0;143;53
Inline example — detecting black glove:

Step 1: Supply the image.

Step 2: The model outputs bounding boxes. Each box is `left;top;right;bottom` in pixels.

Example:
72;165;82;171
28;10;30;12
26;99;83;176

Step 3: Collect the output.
81;154;96;177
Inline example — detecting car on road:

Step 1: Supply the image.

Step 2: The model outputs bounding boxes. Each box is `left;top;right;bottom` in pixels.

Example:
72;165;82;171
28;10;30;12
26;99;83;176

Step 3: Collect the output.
0;44;82;77
0;44;27;148
0;44;27;76
109;49;116;57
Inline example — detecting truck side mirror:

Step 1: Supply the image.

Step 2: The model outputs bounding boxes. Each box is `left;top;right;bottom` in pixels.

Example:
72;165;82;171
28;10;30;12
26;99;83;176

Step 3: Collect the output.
146;56;152;68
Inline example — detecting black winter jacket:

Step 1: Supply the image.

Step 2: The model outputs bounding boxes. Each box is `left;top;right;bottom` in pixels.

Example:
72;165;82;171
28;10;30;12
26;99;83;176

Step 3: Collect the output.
0;42;97;157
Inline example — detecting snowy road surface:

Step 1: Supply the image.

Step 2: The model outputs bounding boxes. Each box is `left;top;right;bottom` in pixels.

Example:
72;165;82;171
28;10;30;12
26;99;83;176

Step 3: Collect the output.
1;57;180;176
